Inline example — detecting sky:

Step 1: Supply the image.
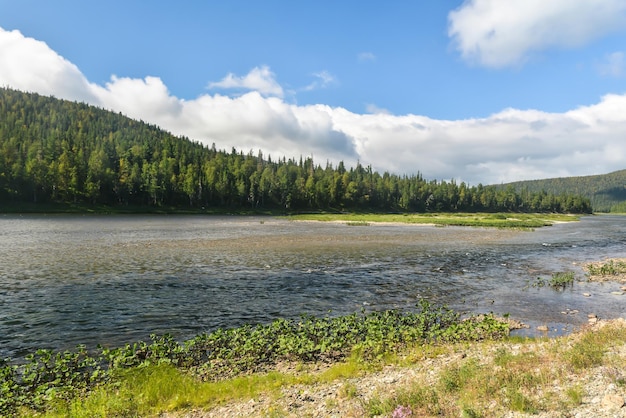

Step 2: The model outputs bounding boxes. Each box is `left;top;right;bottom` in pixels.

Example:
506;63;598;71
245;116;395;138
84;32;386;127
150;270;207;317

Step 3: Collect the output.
1;0;626;185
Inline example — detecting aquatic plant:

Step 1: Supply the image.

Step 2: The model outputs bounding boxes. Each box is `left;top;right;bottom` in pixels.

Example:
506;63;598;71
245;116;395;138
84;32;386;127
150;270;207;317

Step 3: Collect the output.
548;272;575;288
0;301;509;416
527;271;575;290
586;259;626;277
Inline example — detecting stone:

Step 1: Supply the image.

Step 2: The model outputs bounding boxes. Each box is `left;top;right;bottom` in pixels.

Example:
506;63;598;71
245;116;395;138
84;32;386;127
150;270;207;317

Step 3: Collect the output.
610;291;624;295
602;394;625;409
537;325;549;331
583;292;591;297
588;313;597;318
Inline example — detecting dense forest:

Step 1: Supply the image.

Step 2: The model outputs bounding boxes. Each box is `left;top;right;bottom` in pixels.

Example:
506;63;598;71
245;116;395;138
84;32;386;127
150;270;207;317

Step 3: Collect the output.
0;88;592;213
499;170;626;213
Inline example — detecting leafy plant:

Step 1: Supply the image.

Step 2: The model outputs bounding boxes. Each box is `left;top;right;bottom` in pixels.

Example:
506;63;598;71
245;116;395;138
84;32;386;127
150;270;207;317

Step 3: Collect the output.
0;301;511;416
586;259;626;276
549;272;575;288
527;271;575;290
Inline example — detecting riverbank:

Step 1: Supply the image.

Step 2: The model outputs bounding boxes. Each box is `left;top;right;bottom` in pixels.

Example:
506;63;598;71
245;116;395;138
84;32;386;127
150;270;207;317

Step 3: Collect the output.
288;212;580;228
19;313;626;417
165;319;626;418
0;203;580;229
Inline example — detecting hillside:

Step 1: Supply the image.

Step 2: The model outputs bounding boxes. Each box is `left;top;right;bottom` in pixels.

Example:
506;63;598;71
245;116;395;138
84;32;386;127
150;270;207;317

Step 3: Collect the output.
0;88;591;213
498;170;626;212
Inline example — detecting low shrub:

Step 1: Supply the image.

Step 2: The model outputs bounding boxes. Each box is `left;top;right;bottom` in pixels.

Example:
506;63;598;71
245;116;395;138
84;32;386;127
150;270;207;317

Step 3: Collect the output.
0;301;510;416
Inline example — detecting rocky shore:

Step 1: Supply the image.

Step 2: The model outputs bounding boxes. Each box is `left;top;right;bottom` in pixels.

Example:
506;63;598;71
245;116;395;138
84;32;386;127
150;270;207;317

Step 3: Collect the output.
165;318;626;418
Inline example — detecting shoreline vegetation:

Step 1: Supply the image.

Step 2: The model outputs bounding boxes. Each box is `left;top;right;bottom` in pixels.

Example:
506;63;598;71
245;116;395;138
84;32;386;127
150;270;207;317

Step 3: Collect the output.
3;302;511;417
5;318;625;417
0;204;581;229
4;255;626;418
288;212;580;229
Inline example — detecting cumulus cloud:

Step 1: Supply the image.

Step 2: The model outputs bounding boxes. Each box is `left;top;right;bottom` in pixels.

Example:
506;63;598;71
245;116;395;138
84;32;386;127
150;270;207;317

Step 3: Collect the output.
206;65;284;98
2;26;626;185
0;27;98;103
448;0;626;68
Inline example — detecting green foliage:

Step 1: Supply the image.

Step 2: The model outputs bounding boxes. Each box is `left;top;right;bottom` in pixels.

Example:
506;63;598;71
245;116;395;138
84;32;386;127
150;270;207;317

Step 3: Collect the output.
527;271;575;290
0;346;103;416
549;272;575;288
566;333;607;370
498;170;626;213
291;212;578;228
565;385;584;406
586;259;626;276
0;302;510;416
0;88;591;214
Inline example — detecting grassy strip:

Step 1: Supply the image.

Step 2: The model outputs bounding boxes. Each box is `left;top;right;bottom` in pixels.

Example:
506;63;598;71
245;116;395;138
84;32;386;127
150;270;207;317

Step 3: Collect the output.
289;212;579;228
2;302;510;417
30;320;626;418
365;320;626;417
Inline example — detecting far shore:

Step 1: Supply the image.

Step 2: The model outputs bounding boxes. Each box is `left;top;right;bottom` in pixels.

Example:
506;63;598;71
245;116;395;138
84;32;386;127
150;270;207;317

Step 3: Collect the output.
288;212;581;229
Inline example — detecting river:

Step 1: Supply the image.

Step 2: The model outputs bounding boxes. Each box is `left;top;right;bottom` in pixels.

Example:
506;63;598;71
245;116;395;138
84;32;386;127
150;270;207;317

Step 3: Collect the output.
1;214;625;359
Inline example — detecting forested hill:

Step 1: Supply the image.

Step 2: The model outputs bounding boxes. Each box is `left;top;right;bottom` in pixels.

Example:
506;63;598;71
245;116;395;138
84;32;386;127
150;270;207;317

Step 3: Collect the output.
497;170;626;213
0;88;591;213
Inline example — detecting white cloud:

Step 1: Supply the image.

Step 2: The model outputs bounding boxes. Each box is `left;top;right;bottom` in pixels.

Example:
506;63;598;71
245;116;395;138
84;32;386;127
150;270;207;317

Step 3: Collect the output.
2;26;626;185
0;27;97;102
448;0;626;68
207;65;284;97
302;71;336;92
365;104;390;115
597;51;625;77
358;52;376;62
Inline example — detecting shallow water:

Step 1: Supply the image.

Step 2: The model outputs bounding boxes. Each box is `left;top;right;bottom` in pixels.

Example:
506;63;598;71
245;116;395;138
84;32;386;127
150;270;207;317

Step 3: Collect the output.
1;214;625;359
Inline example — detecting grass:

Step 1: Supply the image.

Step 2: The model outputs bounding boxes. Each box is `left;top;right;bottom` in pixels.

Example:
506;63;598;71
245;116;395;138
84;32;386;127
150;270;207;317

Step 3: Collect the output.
34;355;372;418
549;271;575;288
289;212;579;228
363;321;626;417
585;258;626;278
3;303;509;417
18;320;626;417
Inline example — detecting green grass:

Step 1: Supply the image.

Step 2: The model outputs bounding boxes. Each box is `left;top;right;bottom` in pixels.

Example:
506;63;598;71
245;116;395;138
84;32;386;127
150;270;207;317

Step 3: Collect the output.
585;259;626;277
2;302;511;417
366;322;626;417
549;271;575;288
34;354;375;418
19;321;626;418
289;212;579;228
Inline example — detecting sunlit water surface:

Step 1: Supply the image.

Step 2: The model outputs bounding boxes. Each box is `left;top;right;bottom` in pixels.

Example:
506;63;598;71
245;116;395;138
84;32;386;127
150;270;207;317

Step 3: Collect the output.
1;214;625;359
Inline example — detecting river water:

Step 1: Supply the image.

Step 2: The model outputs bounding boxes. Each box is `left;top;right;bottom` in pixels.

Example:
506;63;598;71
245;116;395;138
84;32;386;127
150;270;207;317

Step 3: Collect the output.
1;214;625;359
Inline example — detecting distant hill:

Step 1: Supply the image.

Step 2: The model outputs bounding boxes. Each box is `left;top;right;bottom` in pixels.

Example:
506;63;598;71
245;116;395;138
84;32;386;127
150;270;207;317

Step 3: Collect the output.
497;170;626;212
0;87;591;213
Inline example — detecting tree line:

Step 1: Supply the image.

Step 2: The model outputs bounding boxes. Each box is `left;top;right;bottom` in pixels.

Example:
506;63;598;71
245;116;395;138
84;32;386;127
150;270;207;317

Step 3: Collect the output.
0;88;592;213
498;169;626;213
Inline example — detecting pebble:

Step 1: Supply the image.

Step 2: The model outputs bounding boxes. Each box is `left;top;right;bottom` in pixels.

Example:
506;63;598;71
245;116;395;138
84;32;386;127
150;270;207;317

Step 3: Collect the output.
583;292;591;297
610;291;624;295
601;393;625;409
537;325;549;331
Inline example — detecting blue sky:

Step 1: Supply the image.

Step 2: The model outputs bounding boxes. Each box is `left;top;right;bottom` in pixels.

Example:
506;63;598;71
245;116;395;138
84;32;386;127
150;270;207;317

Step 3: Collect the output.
1;0;626;184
